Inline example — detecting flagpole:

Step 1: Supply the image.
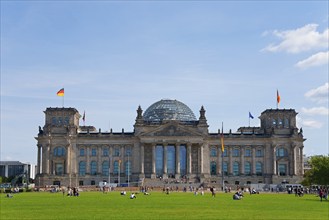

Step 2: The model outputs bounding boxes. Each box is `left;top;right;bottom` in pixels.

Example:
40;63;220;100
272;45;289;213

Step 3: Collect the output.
249;112;250;127
62;87;64;107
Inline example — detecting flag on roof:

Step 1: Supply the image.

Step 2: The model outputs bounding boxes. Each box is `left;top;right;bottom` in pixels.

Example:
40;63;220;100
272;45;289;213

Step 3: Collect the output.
249;112;254;119
57;88;64;97
277;89;281;104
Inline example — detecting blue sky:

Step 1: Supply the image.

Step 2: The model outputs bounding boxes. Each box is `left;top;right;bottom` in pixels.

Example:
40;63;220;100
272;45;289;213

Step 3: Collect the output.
1;1;328;165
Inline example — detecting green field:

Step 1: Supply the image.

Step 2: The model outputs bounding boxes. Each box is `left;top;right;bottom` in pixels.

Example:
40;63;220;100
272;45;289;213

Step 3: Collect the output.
0;191;328;220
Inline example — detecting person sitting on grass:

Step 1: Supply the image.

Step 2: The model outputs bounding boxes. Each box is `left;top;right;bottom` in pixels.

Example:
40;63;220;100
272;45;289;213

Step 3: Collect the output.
130;193;136;199
233;191;243;200
6;193;13;198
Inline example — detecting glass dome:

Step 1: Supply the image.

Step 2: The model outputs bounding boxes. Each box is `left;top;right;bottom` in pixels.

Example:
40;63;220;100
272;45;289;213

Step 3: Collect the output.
143;99;197;122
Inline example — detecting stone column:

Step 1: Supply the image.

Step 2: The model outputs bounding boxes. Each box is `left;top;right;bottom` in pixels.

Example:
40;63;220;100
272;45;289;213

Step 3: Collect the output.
199;144;204;174
37;145;42;174
109;146;113;175
187;143;192;175
228;146;232;175
151;144;156;179
217;146;221;175
86;147;90;174
120;145;124;176
252;147;256;175
240;147;244;175
96;146;101;175
300;146;304;175
175;144;180;179
46;144;50;174
273;146;277;175
140;145;144;174
66;144;70;174
163;144;167;178
292;145;297;176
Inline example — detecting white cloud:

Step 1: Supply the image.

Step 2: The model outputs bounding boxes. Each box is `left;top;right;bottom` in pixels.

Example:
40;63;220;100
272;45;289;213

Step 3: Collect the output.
305;82;329;104
299;119;323;129
301;107;329;116
262;24;328;53
295;51;329;69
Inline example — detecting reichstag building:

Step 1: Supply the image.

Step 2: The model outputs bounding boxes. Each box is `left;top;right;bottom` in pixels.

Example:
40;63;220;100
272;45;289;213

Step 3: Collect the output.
35;99;305;187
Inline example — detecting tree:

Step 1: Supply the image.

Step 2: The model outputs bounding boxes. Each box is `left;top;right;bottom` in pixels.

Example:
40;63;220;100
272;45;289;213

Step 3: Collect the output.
302;155;329;186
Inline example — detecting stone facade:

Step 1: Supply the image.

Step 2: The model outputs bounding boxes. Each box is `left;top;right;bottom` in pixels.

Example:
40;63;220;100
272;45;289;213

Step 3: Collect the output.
35;99;305;187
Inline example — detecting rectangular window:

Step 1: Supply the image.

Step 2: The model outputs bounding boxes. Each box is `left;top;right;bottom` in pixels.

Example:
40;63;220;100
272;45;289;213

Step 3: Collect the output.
223;162;228;176
245;149;251;157
55;163;63;175
256;149;263;157
79;181;84;186
125;147;132;156
80;149;85;156
210;148;217;157
233;149;240;157
52;117;57;126
91;148;97;156
103;148;109;156
223;149;228;157
114;148;120;157
278;164;287;176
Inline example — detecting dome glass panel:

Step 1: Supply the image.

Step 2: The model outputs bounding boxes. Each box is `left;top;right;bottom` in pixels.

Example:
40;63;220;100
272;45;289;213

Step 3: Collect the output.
143;99;197;122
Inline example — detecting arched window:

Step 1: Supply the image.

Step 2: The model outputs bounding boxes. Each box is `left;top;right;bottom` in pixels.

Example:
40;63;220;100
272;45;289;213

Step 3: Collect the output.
210;161;217;175
79;161;86;176
90;161;97;175
244;162;251;175
102;161;109;176
233;162;239;176
256;162;262;176
210;147;217;157
54;147;65;156
278;118;283;126
223;162;228;176
125;161;131;176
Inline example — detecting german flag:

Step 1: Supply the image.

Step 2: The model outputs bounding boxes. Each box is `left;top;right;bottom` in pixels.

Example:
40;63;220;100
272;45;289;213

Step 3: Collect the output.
57;88;64;97
277;90;280;104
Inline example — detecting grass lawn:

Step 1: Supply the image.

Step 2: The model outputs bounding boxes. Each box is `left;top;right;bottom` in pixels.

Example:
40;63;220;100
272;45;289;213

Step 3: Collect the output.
0;191;328;220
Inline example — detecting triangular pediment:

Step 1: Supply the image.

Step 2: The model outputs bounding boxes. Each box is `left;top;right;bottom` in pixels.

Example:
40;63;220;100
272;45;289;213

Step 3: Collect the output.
140;122;202;137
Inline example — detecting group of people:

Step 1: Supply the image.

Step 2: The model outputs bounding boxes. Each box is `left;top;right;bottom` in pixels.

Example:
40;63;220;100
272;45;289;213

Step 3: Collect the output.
64;187;79;197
